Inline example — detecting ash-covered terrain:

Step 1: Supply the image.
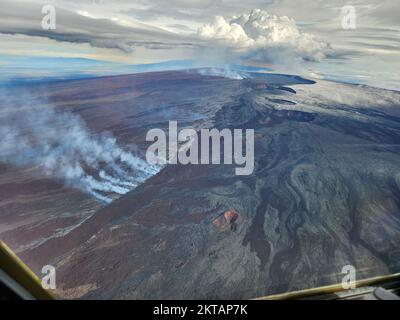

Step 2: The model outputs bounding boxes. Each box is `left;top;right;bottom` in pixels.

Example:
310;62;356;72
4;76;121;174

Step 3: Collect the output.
1;70;400;299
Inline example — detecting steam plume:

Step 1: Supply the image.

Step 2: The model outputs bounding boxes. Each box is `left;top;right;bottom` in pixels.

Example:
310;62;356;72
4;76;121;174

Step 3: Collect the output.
0;89;160;203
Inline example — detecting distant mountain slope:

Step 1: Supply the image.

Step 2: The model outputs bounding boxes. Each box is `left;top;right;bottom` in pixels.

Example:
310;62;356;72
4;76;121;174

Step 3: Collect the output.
1;71;400;299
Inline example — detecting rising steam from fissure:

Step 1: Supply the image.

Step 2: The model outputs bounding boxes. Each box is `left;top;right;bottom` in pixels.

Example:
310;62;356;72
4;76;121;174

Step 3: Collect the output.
0;90;160;203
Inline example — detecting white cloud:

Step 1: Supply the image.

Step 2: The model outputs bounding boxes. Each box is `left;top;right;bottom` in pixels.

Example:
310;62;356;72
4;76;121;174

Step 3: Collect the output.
198;9;329;62
0;0;398;89
198;16;251;45
0;0;195;53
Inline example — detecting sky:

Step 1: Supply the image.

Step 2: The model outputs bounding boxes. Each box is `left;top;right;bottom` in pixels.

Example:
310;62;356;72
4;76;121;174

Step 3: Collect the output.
0;0;399;89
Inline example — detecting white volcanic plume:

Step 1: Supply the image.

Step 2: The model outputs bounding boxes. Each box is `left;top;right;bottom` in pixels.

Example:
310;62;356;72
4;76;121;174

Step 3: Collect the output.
0;91;159;203
198;9;329;64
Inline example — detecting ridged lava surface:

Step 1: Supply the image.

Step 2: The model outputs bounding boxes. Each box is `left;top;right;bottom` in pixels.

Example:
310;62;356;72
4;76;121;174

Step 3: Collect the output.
1;71;400;299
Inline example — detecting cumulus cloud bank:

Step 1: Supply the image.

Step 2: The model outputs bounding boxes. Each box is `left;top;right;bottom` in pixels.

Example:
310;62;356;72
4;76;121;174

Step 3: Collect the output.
198;9;329;63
